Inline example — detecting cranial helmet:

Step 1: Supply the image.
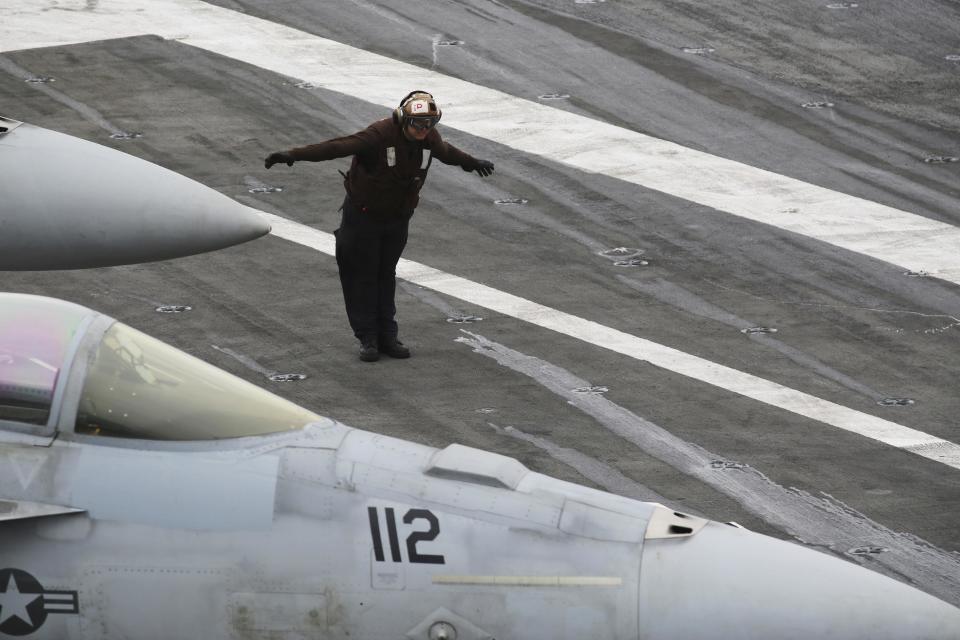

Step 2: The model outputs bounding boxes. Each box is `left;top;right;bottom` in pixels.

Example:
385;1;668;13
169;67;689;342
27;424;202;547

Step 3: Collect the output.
393;90;442;129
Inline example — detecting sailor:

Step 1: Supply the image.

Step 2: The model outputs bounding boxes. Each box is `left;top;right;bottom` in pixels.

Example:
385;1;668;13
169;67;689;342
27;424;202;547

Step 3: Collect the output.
265;91;494;362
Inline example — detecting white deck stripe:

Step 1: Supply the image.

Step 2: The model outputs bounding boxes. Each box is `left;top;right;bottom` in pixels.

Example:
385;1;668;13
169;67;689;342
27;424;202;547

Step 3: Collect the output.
3;0;960;285
264;212;960;471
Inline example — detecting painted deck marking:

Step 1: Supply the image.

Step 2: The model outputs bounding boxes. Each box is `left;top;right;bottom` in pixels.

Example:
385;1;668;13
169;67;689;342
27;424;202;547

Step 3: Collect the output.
2;0;960;284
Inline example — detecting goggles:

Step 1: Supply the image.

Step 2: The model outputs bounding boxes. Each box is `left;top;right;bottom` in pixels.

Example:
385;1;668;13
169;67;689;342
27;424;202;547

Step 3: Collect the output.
407;116;439;131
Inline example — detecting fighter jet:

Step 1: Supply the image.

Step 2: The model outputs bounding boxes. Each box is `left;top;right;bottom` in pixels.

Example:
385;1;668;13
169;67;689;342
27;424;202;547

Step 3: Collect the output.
1;292;958;640
0;116;270;270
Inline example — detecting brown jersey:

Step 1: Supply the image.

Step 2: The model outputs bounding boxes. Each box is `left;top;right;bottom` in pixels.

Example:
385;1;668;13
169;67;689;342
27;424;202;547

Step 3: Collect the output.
287;118;480;218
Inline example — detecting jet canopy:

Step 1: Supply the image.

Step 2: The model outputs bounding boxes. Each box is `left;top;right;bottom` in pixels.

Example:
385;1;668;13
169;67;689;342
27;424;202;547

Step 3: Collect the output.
0;294;319;441
0;294;87;427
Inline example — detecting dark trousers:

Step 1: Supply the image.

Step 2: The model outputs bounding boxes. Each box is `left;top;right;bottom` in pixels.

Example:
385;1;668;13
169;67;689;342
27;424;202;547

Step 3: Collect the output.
334;197;409;342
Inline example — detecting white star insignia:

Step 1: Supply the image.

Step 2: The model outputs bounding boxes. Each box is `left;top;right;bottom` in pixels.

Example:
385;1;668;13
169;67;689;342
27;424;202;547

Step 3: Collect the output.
0;573;40;627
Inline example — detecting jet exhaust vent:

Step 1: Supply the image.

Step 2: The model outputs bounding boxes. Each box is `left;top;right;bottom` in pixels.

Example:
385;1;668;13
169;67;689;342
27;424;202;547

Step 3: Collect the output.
645;505;708;539
0;116;22;134
425;444;529;490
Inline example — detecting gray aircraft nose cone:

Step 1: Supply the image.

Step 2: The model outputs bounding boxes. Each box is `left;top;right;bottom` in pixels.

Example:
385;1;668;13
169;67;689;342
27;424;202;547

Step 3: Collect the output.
0;121;271;270
638;522;960;639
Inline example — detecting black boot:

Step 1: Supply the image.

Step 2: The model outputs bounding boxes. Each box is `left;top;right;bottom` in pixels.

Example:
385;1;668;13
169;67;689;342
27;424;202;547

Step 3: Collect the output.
379;336;410;359
359;336;380;362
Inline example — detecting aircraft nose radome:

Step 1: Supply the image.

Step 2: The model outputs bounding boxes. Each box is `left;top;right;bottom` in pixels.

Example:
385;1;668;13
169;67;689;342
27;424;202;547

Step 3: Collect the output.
0;122;271;270
637;522;960;640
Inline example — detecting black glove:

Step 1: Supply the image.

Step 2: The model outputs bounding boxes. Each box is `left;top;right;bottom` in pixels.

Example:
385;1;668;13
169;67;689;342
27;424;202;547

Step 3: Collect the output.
474;159;494;177
264;151;295;169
